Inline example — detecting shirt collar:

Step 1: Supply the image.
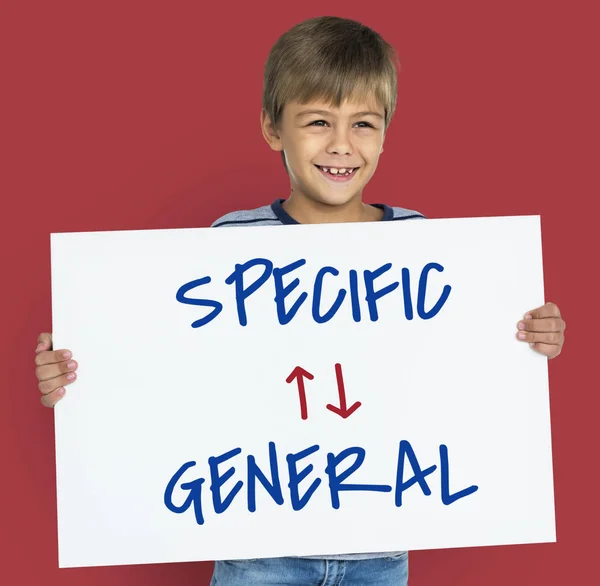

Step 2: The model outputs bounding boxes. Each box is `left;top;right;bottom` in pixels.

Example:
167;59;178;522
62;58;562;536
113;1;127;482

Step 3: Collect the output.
271;198;394;225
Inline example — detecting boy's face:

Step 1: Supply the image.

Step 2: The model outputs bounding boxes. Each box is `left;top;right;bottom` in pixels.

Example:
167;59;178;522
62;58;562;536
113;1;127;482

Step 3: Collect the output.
261;95;386;208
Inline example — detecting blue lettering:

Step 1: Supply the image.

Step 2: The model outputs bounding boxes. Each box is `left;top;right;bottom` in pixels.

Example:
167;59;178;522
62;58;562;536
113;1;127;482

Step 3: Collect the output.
273;259;308;325
180;260;454;328
363;263;400;321
349;269;361;322
164;461;206;525
401;268;414;320
325;447;392;509
417;263;451;319
225;258;273;326
286;444;321;511
395;440;437;506
165;441;476;525
440;444;479;505
208;448;243;515
247;441;284;512
312;266;347;324
176;277;223;328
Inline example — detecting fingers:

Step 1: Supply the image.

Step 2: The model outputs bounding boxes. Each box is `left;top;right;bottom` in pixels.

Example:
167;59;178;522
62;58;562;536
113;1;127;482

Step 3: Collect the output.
523;302;561;320
38;369;77;395
36;332;53;353
35;331;77;408
517;317;566;335
35;358;78;383
35;357;77;406
528;342;563;358
516;320;565;346
35;347;73;368
41;387;66;408
517;302;565;359
516;330;565;346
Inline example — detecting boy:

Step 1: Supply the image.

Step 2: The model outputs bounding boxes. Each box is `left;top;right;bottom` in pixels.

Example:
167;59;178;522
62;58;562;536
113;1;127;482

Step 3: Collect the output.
34;15;566;586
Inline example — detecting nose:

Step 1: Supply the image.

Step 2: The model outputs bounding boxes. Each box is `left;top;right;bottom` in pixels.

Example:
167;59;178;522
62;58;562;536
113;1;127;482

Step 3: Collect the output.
327;126;353;156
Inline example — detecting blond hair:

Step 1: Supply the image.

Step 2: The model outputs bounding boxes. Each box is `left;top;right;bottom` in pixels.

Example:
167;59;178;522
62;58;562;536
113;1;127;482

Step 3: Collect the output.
262;16;400;171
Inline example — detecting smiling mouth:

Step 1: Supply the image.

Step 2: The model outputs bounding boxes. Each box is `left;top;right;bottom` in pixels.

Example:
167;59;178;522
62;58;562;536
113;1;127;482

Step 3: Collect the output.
314;165;359;182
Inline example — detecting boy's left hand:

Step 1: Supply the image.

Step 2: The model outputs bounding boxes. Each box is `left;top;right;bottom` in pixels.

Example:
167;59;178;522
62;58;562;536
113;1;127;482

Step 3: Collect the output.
516;302;566;359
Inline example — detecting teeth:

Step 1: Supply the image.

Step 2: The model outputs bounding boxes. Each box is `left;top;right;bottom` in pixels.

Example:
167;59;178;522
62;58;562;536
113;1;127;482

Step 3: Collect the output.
320;166;353;176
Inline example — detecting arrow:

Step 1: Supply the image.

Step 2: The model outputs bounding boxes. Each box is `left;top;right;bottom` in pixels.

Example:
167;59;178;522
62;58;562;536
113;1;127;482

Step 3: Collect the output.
327;363;362;419
286;366;314;420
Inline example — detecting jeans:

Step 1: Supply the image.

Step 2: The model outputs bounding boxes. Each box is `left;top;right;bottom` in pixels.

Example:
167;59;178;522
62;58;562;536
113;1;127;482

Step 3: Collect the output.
210;553;409;585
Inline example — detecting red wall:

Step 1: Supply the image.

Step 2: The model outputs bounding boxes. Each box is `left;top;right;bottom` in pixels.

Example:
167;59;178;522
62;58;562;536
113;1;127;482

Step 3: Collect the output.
1;1;597;584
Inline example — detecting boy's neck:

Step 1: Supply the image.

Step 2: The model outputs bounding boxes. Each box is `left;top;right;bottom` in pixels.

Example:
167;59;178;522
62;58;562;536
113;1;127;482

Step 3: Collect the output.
282;193;384;224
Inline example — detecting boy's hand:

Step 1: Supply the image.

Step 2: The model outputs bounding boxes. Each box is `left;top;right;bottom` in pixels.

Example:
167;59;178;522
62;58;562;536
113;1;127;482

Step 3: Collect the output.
516;302;566;359
34;333;78;407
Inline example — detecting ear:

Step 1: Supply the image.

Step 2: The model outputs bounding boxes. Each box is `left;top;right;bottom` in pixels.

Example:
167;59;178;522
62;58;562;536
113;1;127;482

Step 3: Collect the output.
261;109;283;152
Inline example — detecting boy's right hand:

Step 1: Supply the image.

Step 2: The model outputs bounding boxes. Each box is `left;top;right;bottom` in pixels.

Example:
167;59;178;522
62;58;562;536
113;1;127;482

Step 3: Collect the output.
35;333;78;407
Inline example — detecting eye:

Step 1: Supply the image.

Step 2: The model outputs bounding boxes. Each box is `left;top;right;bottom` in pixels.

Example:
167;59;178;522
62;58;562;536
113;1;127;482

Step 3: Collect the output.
308;120;375;128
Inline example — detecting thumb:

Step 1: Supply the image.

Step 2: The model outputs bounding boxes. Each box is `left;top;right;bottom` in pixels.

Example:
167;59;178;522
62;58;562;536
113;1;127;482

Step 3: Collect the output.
36;332;53;353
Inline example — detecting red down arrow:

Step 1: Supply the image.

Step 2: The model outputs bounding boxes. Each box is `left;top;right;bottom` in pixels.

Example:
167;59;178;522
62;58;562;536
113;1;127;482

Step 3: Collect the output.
326;363;362;419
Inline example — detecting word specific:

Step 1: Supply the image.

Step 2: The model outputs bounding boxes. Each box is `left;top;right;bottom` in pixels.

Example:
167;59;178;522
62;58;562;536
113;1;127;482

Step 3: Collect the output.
164;441;479;526
176;259;452;328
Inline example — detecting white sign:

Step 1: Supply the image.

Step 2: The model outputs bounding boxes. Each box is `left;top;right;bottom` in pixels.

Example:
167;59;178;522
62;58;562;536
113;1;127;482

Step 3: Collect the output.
50;216;555;568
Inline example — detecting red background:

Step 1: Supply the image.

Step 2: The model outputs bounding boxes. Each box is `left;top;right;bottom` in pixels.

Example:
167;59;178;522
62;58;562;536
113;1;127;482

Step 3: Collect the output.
1;1;598;584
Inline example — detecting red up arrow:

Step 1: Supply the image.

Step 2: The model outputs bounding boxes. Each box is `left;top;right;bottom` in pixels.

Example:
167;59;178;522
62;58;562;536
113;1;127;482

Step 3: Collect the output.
286;366;314;420
326;363;362;419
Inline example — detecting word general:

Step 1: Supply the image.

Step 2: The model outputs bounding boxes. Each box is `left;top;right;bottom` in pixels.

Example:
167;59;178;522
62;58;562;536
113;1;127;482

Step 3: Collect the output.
164;440;479;526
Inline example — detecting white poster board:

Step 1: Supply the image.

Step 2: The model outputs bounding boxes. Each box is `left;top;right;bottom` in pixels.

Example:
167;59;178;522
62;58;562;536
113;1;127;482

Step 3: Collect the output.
50;215;555;568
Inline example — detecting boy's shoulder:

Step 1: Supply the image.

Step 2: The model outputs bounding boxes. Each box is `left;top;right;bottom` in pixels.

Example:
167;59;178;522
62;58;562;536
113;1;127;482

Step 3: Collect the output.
210;202;281;228
389;205;426;221
210;198;425;228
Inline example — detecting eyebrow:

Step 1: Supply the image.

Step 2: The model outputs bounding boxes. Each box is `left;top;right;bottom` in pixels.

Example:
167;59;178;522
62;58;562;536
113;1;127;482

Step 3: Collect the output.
295;109;383;119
